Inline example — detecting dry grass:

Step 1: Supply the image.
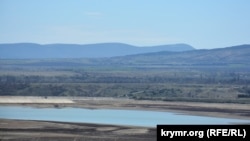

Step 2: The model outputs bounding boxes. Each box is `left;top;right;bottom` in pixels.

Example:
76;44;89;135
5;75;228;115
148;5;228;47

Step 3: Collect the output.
0;119;155;141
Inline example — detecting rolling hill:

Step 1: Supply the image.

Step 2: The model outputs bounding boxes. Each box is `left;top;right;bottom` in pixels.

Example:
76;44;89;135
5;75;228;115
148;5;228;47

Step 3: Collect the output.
0;43;249;66
107;44;250;65
0;43;194;58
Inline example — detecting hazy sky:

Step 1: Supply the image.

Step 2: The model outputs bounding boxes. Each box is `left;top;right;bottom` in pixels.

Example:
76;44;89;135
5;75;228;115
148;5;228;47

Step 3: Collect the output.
1;0;250;49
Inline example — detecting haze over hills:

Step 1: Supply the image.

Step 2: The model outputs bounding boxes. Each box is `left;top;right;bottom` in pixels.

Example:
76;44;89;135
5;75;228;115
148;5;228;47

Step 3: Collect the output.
0;43;194;59
108;44;250;65
0;43;249;66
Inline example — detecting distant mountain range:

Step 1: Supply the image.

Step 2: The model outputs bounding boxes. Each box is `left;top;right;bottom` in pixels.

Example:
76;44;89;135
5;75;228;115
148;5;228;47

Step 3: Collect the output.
0;43;249;66
0;43;194;58
107;44;250;65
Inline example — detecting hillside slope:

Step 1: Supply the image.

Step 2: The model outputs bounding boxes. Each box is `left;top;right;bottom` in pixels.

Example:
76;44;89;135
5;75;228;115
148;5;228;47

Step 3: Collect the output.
108;44;250;65
0;43;194;58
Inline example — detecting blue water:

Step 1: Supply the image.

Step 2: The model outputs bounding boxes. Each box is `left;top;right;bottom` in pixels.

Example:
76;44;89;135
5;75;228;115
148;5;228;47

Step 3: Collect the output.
0;106;249;127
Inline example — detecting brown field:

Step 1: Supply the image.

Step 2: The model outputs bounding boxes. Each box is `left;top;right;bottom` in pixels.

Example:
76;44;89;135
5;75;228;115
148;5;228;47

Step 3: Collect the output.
0;119;155;141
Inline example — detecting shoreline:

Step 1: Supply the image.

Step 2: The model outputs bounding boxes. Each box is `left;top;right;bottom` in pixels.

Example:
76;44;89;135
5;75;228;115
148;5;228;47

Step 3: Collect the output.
1;96;250;120
1;96;250;141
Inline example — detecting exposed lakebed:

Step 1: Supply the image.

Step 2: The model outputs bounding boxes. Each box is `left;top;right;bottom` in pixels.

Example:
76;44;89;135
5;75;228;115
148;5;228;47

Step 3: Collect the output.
0;106;249;127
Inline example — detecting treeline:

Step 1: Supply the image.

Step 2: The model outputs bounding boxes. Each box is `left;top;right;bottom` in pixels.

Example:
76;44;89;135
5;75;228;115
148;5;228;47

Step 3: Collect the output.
1;82;250;103
0;71;249;84
1;65;250;103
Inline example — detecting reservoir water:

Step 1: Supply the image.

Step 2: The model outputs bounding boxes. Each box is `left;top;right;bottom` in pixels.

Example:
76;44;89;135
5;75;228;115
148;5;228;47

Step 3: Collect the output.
0;106;249;127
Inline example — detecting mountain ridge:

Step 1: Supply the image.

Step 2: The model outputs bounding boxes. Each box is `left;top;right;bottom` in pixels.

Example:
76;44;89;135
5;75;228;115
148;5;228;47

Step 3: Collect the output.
109;44;250;65
0;43;194;59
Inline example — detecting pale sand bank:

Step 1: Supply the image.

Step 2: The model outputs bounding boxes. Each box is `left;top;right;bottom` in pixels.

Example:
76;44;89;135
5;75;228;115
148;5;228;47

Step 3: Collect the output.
0;96;250;120
0;96;74;103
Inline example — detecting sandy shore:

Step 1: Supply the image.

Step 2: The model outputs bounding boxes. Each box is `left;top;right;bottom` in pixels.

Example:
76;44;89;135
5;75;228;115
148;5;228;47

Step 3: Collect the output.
0;96;74;103
1;96;250;119
1;96;250;141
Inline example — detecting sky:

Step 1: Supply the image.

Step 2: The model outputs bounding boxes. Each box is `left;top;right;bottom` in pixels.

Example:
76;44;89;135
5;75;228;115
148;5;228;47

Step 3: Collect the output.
0;0;250;49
